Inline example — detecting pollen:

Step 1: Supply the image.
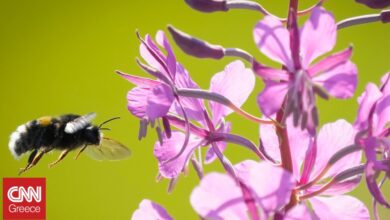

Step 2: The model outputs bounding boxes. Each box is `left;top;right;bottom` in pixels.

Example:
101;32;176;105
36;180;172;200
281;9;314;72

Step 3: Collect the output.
37;116;52;127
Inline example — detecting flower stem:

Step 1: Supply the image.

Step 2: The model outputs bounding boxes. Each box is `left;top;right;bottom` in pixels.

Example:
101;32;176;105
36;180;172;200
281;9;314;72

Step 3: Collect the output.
276;107;293;173
287;0;301;70
282;0;300;212
224;48;253;63
337;10;390;30
176;88;278;125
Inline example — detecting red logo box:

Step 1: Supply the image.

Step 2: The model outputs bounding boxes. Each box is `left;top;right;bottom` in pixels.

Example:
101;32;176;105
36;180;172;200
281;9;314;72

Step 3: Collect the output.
3;178;46;220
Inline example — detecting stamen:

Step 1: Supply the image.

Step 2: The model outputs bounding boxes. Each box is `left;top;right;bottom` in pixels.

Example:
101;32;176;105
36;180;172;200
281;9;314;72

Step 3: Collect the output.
162;98;190;164
162;116;172;138
167;178;178;194
156;126;164;146
191;156;204;179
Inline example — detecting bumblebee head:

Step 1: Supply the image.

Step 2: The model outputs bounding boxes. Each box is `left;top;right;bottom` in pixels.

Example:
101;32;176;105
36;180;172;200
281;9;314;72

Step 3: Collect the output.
83;126;101;145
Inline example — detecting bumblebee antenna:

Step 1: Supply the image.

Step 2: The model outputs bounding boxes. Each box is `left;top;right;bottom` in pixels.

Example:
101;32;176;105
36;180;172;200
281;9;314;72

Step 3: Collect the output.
98;117;120;129
99;127;111;131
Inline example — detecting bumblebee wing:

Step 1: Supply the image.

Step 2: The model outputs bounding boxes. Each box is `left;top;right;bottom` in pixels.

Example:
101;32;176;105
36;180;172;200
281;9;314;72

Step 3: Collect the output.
84;137;131;161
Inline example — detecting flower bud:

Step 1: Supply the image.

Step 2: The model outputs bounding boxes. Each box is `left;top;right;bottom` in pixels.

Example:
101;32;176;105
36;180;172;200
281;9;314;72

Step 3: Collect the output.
356;0;390;9
184;0;228;13
381;10;390;23
167;25;225;59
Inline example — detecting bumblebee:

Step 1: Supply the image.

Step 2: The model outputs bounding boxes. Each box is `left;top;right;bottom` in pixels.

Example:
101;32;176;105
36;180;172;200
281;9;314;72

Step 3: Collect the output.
8;113;131;175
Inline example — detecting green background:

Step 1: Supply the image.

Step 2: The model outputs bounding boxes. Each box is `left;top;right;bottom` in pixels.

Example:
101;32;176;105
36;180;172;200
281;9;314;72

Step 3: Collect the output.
0;0;389;219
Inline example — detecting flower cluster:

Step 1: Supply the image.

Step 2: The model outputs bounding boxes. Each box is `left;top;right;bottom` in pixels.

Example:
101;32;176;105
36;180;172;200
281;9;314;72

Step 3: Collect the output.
117;1;389;219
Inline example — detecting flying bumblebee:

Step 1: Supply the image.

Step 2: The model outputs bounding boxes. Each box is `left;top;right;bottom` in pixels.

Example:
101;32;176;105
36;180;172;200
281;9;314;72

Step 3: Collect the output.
8;113;131;175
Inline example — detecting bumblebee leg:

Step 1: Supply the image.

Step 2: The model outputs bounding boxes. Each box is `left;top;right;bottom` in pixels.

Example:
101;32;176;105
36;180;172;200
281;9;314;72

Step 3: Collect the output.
48;149;70;168
74;144;88;160
18;149;45;176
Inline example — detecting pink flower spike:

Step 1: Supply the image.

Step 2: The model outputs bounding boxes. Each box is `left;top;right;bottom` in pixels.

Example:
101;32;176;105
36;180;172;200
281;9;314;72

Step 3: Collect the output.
131;199;173;220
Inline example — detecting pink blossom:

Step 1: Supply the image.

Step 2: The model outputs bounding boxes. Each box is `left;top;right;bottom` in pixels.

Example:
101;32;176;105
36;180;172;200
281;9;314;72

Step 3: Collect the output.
154;60;255;179
190;161;296;219
117;30;204;135
260;119;369;219
131;199;173;220
354;73;390;208
254;7;357;133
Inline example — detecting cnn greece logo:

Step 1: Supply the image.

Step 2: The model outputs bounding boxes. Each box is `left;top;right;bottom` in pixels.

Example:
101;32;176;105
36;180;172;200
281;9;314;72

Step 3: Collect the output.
8;186;42;203
3;178;46;220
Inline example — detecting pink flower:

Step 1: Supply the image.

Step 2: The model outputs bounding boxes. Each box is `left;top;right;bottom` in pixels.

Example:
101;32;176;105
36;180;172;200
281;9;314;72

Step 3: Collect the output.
354;73;390;208
154;60;255;179
190;161;296;219
254;7;357;133
117;30;204;137
260;119;369;219
131;199;173;220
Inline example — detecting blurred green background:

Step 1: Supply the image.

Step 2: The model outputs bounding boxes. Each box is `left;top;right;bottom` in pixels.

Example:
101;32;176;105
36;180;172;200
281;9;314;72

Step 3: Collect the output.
0;0;389;219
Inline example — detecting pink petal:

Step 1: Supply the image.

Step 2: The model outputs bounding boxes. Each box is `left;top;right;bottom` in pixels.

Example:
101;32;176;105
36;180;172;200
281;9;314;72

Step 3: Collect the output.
300;7;337;68
260;117;311;180
139;34;167;74
380;73;390;94
308;176;362;195
252;61;290;81
355;83;382;130
116;71;160;87
146;83;175;121
257;81;289;116
307;46;353;78
253;16;293;71
171;63;205;122
156;30;177;77
373;92;390;136
312;61;357;99
209;60;255;124
204;122;231;164
259;118;281;163
364;150;390;207
190;173;248;220
312;120;361;181
131;199;173;220
243;161;295;213
154;131;202;178
127;87;150;119
309;196;370;220
285;204;314;220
